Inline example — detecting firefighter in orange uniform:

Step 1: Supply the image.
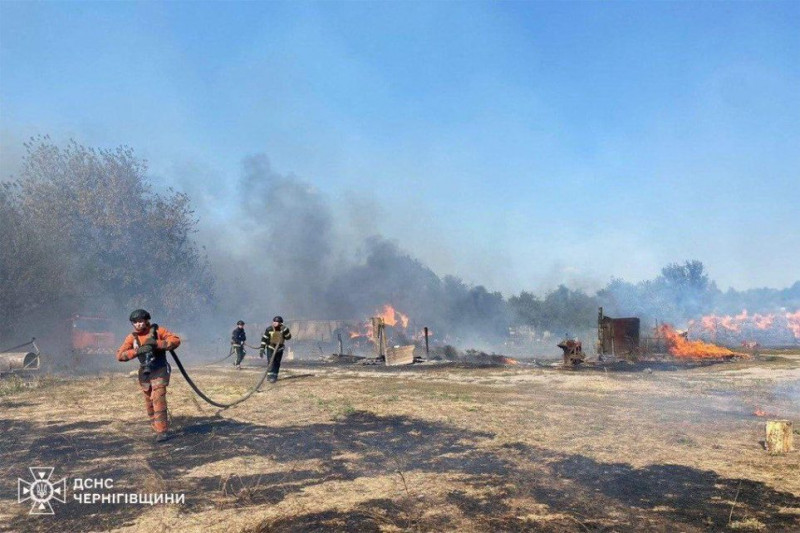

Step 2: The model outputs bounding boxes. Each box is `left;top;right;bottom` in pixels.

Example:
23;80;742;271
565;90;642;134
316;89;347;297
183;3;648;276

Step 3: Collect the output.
116;309;181;442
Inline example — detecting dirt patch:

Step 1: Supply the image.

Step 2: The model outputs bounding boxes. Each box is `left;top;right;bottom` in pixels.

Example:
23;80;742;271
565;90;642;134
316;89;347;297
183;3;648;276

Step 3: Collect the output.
2;353;799;532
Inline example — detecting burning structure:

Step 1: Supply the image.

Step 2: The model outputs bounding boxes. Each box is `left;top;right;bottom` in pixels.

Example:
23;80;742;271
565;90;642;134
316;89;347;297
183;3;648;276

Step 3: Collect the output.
302;305;423;365
598;307;742;360
360;313;417;366
597;307;640;358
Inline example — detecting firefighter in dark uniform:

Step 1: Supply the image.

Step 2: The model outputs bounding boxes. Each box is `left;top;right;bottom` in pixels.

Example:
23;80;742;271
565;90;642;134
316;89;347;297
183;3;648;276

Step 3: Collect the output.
231;320;247;369
259;316;292;383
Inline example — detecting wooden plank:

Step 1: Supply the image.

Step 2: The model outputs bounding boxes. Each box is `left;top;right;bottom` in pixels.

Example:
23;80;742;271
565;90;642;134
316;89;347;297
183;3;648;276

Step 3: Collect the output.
385;345;415;366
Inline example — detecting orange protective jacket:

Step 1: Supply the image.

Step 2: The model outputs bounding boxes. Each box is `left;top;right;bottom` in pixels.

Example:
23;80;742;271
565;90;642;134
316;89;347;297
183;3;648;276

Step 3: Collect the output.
116;325;181;362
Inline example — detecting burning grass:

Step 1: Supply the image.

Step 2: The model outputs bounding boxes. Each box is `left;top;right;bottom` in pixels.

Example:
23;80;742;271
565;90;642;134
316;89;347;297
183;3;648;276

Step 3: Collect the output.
659;324;742;359
1;353;799;532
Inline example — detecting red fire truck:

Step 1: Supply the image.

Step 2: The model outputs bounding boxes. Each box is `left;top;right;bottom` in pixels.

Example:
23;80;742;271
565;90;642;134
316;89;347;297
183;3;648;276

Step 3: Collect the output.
70;314;116;359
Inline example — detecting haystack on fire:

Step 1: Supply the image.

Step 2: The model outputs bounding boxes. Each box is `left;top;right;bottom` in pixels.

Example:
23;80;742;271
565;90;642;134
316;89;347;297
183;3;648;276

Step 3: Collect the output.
689;311;800;348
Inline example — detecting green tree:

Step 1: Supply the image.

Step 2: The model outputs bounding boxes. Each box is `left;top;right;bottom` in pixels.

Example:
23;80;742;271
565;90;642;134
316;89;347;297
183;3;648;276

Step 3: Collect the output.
3;137;214;334
655;260;718;320
509;286;597;335
508;291;544;328
540;285;598;334
660;260;709;292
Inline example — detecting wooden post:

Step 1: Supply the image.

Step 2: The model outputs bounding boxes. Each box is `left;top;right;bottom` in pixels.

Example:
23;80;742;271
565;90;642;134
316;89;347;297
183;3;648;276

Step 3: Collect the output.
424;327;429;356
765;420;794;454
371;317;386;358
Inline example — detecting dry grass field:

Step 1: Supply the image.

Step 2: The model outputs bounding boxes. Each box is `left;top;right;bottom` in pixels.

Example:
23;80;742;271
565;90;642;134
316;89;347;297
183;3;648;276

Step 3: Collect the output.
1;351;799;532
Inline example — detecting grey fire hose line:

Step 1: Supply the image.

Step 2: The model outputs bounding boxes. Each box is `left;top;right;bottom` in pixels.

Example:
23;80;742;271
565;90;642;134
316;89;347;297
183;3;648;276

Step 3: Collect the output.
169;348;275;409
202;342;261;367
201;345;236;366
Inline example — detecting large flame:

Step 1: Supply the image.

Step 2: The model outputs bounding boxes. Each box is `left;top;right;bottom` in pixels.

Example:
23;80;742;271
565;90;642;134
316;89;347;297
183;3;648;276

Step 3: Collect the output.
376;304;409;328
689;309;800;342
349;304;411;343
659;324;738;358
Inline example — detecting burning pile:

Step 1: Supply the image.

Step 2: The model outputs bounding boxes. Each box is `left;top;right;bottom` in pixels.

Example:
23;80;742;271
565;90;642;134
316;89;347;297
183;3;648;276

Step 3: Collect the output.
341;304;429;365
689;310;800;346
349;304;411;342
347;304;429;358
658;324;740;359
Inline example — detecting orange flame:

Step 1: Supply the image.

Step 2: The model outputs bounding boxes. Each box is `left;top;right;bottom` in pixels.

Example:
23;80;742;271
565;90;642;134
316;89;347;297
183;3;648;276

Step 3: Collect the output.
376;304;409;328
659;324;738;358
694;310;800;340
348;305;411;344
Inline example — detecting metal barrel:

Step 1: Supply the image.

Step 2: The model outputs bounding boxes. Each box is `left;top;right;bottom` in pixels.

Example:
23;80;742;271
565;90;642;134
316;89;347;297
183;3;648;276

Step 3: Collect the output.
0;352;40;372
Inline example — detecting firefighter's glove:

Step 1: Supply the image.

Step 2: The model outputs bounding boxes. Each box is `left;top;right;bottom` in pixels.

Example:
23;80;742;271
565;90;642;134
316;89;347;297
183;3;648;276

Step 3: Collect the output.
135;344;154;356
259;348;265;358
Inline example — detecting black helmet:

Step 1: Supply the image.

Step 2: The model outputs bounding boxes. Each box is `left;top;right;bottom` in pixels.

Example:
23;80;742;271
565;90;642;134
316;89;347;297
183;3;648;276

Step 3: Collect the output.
237;320;245;326
272;316;283;323
129;309;151;322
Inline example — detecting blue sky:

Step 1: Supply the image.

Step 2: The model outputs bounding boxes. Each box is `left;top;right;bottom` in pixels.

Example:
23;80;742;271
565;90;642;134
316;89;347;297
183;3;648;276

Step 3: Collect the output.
1;1;798;295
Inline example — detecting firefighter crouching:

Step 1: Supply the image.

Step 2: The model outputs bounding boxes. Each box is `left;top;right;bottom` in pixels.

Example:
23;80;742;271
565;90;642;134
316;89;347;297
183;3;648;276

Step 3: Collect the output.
259;316;292;383
232;320;246;369
116;309;181;442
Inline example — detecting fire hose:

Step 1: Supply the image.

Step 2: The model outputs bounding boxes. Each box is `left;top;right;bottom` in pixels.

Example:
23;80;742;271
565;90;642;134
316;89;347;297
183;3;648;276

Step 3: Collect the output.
201;345;236;366
201;342;264;367
169;349;274;409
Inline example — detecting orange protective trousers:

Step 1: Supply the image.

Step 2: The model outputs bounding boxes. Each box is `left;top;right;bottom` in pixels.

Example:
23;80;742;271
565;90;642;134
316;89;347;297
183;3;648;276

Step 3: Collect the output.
139;364;171;433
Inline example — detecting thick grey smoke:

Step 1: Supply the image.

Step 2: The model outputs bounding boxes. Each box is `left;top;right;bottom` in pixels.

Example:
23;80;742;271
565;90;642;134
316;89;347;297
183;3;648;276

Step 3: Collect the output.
199;153;510;350
239;154;336;318
202;154;395;321
199;156;800;354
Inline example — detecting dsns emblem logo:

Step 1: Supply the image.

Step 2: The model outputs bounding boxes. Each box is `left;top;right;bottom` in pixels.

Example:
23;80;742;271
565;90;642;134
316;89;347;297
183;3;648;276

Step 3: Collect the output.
18;467;67;515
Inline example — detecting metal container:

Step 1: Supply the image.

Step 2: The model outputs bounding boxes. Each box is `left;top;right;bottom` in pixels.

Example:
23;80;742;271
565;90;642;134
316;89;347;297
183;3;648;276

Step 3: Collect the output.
0;352;40;372
598;307;640;357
